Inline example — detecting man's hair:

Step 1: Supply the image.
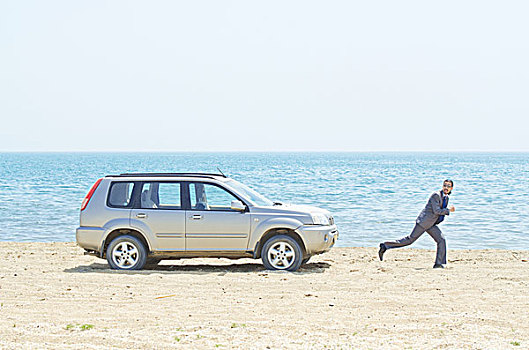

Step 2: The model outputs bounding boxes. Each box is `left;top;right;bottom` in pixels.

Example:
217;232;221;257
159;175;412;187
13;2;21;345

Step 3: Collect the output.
444;179;454;194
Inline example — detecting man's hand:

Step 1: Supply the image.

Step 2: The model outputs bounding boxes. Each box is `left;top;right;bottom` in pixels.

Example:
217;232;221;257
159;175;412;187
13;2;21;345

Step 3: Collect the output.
449;205;455;213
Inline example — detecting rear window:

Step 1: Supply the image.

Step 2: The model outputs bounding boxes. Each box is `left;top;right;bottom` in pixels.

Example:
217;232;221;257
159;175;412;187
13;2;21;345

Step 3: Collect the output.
108;182;135;208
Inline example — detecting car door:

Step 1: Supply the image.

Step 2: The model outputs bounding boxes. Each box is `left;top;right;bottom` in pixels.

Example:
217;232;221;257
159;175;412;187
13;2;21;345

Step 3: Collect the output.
185;182;251;251
130;182;186;251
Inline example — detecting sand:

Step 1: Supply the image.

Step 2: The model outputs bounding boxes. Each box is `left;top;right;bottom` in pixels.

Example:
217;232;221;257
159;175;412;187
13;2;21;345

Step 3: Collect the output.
0;242;528;349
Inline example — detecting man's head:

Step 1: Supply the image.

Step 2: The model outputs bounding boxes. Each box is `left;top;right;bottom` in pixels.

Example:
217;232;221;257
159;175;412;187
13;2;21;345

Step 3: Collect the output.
442;179;454;195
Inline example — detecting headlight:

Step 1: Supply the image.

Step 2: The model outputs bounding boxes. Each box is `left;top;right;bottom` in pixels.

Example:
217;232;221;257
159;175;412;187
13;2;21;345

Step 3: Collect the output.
311;213;329;226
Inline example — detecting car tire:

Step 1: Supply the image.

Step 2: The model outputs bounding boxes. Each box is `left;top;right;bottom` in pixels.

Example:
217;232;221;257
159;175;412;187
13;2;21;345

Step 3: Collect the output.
106;235;147;270
301;256;311;266
261;235;303;271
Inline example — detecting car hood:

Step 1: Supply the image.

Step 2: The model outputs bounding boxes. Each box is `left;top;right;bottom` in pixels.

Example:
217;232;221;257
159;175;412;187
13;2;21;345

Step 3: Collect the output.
252;203;331;216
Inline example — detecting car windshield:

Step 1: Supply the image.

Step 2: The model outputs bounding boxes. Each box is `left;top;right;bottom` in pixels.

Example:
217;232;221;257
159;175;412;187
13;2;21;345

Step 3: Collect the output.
226;179;274;207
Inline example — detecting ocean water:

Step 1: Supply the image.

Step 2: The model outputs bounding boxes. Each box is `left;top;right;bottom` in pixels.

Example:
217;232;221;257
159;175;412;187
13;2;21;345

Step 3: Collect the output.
0;152;527;250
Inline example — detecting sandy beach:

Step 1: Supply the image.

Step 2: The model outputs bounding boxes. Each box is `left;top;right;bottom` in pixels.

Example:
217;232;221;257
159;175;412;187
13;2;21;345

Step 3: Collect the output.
0;242;528;349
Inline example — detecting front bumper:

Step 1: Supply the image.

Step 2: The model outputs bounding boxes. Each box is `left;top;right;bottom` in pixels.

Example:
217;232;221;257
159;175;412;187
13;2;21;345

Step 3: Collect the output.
296;224;339;254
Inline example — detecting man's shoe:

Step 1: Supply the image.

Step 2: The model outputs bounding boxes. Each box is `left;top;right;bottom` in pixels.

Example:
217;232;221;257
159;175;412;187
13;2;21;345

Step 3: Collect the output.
433;264;445;269
378;243;386;261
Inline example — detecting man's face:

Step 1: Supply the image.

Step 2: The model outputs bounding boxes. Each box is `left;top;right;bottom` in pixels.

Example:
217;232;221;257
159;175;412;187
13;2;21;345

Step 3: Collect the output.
442;181;453;195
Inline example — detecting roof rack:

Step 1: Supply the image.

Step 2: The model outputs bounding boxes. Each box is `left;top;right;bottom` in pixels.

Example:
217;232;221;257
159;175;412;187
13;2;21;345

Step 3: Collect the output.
107;172;227;179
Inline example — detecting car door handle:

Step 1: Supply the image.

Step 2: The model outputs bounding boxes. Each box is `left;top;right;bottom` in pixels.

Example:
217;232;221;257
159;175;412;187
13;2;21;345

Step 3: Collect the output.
136;213;147;219
190;215;202;220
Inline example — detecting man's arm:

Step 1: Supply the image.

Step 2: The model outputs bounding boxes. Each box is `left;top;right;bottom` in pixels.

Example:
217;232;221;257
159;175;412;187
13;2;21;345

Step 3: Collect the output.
430;192;450;216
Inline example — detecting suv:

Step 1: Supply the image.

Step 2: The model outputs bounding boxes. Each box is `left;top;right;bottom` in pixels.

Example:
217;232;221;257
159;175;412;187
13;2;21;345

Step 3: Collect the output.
76;173;338;271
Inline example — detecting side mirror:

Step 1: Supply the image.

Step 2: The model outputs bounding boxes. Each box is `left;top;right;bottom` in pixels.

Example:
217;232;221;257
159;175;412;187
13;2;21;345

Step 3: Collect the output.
231;200;246;212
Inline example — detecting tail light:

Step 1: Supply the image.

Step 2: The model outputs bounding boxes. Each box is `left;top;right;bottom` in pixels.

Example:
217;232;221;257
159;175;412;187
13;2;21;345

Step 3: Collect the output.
81;178;103;211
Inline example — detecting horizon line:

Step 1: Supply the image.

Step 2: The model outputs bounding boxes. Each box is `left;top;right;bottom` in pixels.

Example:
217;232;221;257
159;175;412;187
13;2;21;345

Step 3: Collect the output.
1;149;529;153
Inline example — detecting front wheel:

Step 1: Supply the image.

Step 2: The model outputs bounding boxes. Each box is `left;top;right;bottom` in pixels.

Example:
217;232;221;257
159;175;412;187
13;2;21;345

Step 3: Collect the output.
106;235;147;270
261;235;303;271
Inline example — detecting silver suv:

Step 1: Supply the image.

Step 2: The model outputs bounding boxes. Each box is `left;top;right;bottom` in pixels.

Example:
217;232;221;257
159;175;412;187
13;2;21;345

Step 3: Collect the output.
76;173;338;271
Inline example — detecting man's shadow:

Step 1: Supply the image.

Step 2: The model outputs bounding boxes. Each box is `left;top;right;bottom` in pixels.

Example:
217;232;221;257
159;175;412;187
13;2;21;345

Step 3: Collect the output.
64;261;331;275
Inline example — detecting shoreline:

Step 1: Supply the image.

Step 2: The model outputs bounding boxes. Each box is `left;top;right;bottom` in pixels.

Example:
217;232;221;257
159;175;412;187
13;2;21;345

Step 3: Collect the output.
2;240;528;252
0;242;528;349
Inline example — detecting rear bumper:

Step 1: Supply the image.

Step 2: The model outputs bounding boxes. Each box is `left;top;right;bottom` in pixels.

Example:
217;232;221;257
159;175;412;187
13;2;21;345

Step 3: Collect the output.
76;226;105;252
297;224;339;255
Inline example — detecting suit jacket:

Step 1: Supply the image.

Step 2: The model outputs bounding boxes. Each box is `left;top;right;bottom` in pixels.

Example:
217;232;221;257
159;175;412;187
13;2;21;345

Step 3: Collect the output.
416;190;450;229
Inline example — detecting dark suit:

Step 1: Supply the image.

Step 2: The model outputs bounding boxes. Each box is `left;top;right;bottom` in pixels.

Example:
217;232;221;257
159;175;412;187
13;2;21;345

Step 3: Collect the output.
383;190;450;265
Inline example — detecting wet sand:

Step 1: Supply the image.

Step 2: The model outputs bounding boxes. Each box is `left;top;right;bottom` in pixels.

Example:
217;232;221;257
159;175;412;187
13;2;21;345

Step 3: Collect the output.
0;242;528;349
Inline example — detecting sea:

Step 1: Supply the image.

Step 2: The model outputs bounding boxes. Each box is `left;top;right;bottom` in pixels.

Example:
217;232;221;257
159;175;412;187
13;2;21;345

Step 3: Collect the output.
0;152;527;250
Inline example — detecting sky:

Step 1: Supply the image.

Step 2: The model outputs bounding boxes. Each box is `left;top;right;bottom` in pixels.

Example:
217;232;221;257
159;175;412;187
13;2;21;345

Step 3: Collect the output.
1;1;528;152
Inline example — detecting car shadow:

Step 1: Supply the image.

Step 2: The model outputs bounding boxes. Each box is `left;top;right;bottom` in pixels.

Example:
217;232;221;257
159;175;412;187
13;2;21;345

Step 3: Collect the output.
64;261;331;275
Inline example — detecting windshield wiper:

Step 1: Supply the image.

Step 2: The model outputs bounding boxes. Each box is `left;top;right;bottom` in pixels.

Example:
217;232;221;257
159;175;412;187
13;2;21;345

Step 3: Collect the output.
273;202;283;206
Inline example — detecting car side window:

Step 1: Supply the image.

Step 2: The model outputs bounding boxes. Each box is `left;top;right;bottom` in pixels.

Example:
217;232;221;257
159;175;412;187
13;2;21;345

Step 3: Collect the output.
108;182;134;208
158;183;182;209
189;183;239;211
141;182;182;210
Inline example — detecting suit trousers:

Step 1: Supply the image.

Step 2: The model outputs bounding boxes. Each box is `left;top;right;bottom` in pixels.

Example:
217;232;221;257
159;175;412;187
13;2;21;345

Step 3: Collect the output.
383;223;447;265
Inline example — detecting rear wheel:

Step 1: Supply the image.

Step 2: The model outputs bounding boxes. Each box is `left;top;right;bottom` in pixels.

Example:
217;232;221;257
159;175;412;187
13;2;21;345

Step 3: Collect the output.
261;235;303;271
106;235;147;270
